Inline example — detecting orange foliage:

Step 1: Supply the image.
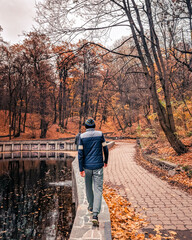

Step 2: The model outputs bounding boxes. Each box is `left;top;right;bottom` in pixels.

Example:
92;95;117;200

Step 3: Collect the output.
103;185;178;239
0;111;119;140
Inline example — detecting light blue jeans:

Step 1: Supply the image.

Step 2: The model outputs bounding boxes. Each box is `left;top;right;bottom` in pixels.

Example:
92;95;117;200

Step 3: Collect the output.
84;168;103;215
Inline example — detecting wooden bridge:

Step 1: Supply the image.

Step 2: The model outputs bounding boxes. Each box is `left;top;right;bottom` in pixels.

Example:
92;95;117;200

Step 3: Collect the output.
0;139;76;152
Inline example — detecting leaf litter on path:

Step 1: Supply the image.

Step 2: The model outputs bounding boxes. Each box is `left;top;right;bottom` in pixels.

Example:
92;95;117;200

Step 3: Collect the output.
103;184;178;240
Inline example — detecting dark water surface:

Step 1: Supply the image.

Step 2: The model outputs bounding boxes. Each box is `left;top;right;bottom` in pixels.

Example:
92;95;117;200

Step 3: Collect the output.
0;154;75;240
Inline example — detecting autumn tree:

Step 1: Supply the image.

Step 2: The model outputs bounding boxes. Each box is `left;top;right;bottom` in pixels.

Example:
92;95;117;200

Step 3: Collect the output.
53;43;77;128
104;37;151;132
152;0;192;127
0;45;20;139
36;0;189;154
75;40;108;129
22;32;55;138
54;40;112;131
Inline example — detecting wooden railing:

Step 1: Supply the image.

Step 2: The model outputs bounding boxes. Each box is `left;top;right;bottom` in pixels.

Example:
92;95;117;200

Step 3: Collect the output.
0;140;76;153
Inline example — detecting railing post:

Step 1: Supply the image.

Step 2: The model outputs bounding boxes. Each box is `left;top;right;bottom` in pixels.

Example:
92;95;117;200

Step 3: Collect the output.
57;142;60;151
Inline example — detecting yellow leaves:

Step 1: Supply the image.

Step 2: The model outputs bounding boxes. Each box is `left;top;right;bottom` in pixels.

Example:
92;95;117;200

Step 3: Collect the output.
124;104;129;110
154;235;162;240
148;113;158;121
157;87;162;93
136;233;146;240
154;225;163;237
103;185;179;239
103;184;147;239
168;231;177;237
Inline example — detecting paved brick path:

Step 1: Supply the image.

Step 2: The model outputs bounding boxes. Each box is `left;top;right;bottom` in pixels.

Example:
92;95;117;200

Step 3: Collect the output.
104;141;192;239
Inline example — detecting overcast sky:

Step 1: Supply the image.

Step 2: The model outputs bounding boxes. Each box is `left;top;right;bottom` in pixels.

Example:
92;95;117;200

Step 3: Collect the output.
0;0;37;44
0;0;126;46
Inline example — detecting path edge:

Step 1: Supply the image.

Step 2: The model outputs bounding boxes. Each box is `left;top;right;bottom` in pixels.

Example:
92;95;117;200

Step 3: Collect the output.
70;141;115;240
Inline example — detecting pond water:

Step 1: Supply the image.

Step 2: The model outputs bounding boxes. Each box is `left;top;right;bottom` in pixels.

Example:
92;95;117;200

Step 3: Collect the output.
0;154;75;240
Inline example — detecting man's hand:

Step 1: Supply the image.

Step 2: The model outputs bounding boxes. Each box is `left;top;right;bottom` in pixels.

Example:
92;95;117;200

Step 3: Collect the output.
104;163;108;168
80;171;85;177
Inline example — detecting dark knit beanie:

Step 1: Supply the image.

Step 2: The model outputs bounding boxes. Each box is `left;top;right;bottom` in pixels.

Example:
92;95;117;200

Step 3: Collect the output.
85;118;95;128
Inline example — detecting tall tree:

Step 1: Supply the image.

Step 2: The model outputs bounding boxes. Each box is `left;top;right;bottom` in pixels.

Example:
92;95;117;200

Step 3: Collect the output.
23;32;54;138
36;0;188;153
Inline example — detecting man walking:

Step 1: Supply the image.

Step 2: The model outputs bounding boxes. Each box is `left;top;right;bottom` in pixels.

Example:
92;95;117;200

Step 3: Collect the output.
78;118;109;226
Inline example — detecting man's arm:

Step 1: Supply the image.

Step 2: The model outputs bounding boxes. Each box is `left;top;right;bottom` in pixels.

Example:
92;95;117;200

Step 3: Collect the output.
75;136;77;145
101;134;109;165
78;137;84;175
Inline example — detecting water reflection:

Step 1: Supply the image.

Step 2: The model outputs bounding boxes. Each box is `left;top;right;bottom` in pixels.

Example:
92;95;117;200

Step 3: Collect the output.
0;155;75;240
0;151;76;160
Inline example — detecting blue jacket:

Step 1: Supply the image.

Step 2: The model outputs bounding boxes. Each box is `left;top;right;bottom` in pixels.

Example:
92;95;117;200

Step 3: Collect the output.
78;128;109;172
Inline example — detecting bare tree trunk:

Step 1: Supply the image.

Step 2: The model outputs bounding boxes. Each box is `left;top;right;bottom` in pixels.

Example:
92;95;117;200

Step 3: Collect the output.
182;111;188;131
150;82;187;153
64;117;68;129
8;104;12;140
8;71;13;140
83;52;89;123
40;118;48;138
59;67;68;128
39;79;48;138
17;97;23;137
99;102;108;129
143;101;152;128
94;74;107;120
23;94;28;133
79;51;86;131
12;99;17;137
79;79;85;131
122;0;187;154
145;0;176;133
111;104;124;132
59;80;62;126
53;99;57;124
186;0;192;44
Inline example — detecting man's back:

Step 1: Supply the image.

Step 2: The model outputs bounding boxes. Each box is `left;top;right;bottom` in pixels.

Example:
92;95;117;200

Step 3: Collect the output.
78;128;108;171
78;118;109;225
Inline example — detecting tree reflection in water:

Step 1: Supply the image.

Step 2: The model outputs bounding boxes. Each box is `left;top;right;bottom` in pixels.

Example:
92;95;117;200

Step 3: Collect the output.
0;155;75;239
